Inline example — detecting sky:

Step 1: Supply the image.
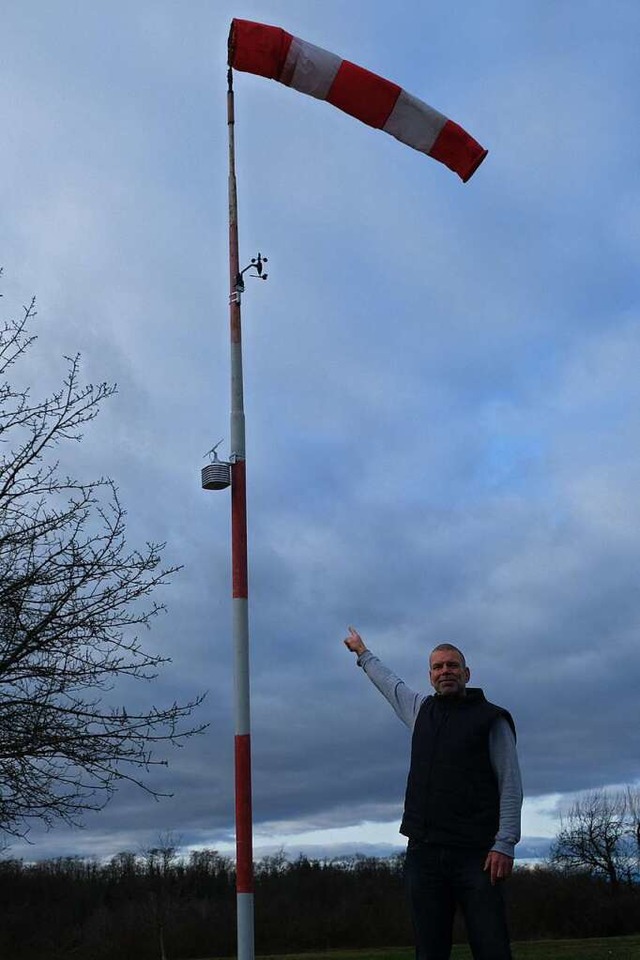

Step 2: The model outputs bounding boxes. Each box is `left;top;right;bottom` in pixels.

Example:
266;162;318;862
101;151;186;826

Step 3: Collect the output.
1;0;639;864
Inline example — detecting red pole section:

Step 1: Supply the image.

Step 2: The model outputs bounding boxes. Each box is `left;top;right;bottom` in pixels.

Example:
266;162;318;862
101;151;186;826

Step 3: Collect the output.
234;732;253;892
227;69;255;960
231;459;249;599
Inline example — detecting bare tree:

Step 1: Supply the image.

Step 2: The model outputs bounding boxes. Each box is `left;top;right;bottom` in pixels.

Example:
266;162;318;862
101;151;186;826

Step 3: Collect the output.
0;289;205;836
550;788;637;892
143;832;183;960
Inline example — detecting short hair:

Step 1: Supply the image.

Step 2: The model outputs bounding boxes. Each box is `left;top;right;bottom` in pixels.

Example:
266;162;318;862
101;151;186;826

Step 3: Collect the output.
430;643;466;668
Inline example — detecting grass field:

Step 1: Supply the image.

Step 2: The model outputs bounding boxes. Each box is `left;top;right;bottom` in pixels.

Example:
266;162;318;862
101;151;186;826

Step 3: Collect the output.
251;935;640;960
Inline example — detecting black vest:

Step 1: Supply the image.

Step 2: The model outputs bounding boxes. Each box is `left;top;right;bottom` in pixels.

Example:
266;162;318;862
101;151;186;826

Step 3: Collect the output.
399;688;515;847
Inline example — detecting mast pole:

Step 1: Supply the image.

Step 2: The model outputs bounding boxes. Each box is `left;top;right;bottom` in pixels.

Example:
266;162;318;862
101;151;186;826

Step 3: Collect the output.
227;65;255;960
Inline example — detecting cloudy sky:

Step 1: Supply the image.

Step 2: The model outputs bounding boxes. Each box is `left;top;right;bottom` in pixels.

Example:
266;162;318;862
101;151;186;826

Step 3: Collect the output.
2;0;639;862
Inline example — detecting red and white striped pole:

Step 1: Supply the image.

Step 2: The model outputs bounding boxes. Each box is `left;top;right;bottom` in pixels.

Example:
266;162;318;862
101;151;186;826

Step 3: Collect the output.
227;66;255;960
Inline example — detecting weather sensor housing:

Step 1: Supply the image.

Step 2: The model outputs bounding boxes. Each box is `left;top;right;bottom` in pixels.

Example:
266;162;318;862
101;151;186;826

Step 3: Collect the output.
201;446;231;490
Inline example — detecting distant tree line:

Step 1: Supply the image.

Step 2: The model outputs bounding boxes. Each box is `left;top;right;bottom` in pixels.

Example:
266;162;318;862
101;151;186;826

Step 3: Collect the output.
0;829;638;960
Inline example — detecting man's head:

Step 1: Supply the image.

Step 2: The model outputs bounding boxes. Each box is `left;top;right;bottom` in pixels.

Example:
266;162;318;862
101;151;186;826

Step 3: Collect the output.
429;643;470;697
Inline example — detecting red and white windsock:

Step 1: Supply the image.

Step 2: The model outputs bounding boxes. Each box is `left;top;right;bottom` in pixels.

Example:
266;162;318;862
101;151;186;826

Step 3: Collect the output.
228;19;487;182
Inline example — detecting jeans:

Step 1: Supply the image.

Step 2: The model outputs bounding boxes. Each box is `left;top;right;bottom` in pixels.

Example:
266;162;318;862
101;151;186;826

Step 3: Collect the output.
404;841;512;960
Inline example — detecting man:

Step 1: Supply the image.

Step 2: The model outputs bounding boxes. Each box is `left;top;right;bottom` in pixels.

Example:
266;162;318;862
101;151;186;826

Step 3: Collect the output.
343;626;522;960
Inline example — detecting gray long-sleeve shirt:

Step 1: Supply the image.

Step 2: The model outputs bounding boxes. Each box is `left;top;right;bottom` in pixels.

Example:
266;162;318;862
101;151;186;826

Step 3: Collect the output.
357;650;523;858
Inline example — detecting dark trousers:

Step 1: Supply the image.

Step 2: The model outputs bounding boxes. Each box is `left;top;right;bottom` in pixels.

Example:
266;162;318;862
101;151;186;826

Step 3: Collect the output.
404;841;512;960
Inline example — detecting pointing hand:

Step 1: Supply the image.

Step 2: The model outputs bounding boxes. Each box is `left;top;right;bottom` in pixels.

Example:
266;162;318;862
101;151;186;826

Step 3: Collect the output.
343;626;367;657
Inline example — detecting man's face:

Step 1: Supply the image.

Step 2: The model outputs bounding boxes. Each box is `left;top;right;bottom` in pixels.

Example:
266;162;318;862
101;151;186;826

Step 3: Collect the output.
429;648;470;697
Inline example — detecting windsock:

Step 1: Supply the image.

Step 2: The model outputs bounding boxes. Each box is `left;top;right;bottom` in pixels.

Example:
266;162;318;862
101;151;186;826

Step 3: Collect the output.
228;19;487;182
